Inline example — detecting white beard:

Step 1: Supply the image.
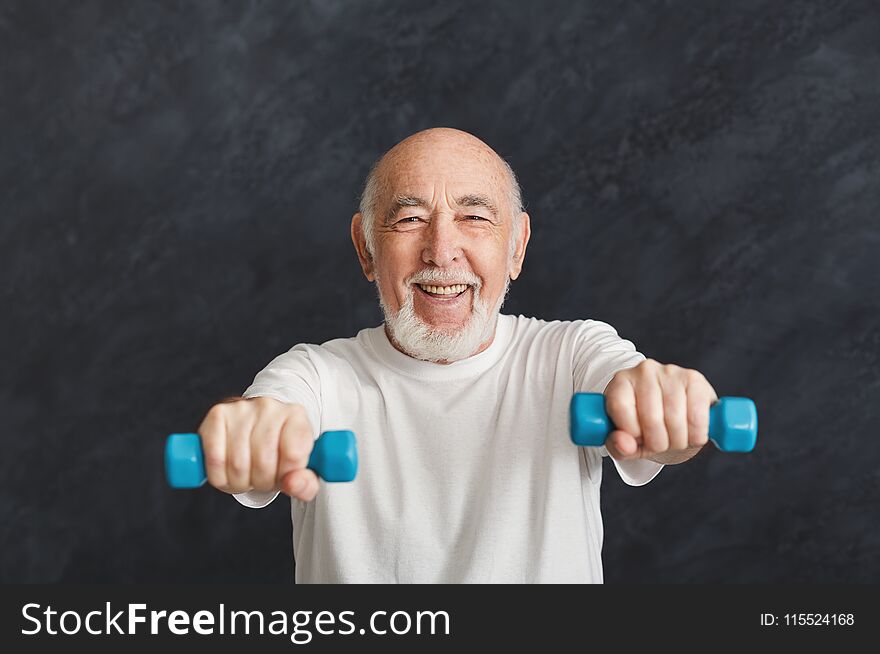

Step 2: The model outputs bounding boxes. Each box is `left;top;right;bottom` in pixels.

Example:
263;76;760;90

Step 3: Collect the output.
377;273;510;363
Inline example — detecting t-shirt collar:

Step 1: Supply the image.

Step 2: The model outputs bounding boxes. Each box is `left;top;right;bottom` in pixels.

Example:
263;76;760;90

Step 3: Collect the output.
366;313;514;380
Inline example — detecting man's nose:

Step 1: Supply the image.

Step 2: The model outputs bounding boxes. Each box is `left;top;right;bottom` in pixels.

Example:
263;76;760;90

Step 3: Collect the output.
421;215;462;268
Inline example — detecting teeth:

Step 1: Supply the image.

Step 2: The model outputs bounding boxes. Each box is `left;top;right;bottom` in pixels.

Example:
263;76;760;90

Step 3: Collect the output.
417;283;469;295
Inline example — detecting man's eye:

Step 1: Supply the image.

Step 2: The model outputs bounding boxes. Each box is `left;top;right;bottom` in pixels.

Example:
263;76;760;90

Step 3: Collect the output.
396;217;421;224
465;215;487;221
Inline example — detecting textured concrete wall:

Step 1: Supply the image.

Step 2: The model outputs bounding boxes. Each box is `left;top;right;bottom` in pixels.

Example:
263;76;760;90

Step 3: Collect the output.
2;0;877;582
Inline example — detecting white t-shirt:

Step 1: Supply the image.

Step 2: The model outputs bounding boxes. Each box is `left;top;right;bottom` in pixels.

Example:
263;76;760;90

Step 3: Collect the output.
234;314;663;583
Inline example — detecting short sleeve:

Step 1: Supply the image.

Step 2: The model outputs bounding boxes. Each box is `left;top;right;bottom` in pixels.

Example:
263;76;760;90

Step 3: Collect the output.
232;345;323;509
573;319;645;393
572;320;664;487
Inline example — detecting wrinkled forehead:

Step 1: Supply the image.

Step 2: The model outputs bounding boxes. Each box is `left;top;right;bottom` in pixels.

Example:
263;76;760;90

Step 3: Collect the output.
377;141;511;211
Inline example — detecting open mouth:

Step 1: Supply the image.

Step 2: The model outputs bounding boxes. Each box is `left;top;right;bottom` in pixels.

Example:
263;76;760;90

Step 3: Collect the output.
414;283;471;299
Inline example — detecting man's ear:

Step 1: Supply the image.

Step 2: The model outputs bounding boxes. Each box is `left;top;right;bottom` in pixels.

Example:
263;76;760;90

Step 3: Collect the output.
509;212;531;281
351;212;375;281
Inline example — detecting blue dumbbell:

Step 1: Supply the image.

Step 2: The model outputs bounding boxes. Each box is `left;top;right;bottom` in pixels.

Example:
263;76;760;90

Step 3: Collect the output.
165;430;358;488
570;393;757;452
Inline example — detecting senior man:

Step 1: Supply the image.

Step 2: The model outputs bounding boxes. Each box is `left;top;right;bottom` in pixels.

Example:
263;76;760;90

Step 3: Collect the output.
198;127;717;583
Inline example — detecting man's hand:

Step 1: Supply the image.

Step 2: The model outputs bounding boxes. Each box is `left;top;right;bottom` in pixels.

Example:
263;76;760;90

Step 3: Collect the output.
197;396;320;501
603;359;718;465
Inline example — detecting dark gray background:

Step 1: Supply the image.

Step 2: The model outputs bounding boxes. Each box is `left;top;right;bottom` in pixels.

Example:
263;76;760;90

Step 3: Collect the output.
1;0;877;583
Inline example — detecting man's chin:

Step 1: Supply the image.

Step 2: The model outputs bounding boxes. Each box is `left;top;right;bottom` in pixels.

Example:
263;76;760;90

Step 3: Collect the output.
418;318;469;336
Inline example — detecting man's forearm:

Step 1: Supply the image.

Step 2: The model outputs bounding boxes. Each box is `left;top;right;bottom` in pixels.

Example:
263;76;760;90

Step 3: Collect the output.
647;444;706;465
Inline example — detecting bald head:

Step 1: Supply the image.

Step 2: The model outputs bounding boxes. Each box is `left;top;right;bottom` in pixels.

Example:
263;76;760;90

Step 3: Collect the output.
358;128;523;256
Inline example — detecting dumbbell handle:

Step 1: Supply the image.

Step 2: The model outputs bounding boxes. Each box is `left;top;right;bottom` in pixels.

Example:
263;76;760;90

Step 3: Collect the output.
165;430;358;488
570;393;757;452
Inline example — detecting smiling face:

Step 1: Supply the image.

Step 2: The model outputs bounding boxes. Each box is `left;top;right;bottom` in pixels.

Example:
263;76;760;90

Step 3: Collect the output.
351;128;530;363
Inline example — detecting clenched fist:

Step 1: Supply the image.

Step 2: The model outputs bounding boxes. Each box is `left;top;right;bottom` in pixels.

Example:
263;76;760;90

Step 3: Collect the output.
603;359;719;464
197;397;320;501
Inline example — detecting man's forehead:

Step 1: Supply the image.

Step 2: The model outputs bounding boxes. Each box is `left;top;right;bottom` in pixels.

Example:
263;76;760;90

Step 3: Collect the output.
386;174;502;198
380;157;507;203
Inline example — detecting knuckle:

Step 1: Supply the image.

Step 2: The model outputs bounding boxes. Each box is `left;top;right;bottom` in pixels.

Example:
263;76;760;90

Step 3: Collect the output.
200;407;224;433
642;439;663;454
284;426;313;449
647;437;669;453
252;449;277;473
688;412;709;443
285;409;312;432
286;403;308;419
668;419;688;439
251;456;272;476
604;394;628;417
204;466;224;486
663;395;686;414
641;412;665;431
641;416;668;447
687;421;708;439
203;450;226;470
252;396;280;412
253;418;283;442
242;397;265;415
224;404;249;426
207;403;227;419
200;426;221;448
252;478;275;492
291;435;312;453
687;407;708;430
228;455;249;477
282;446;310;469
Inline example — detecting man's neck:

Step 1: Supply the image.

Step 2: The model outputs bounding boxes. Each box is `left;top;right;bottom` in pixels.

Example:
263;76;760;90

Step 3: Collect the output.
384;324;495;364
